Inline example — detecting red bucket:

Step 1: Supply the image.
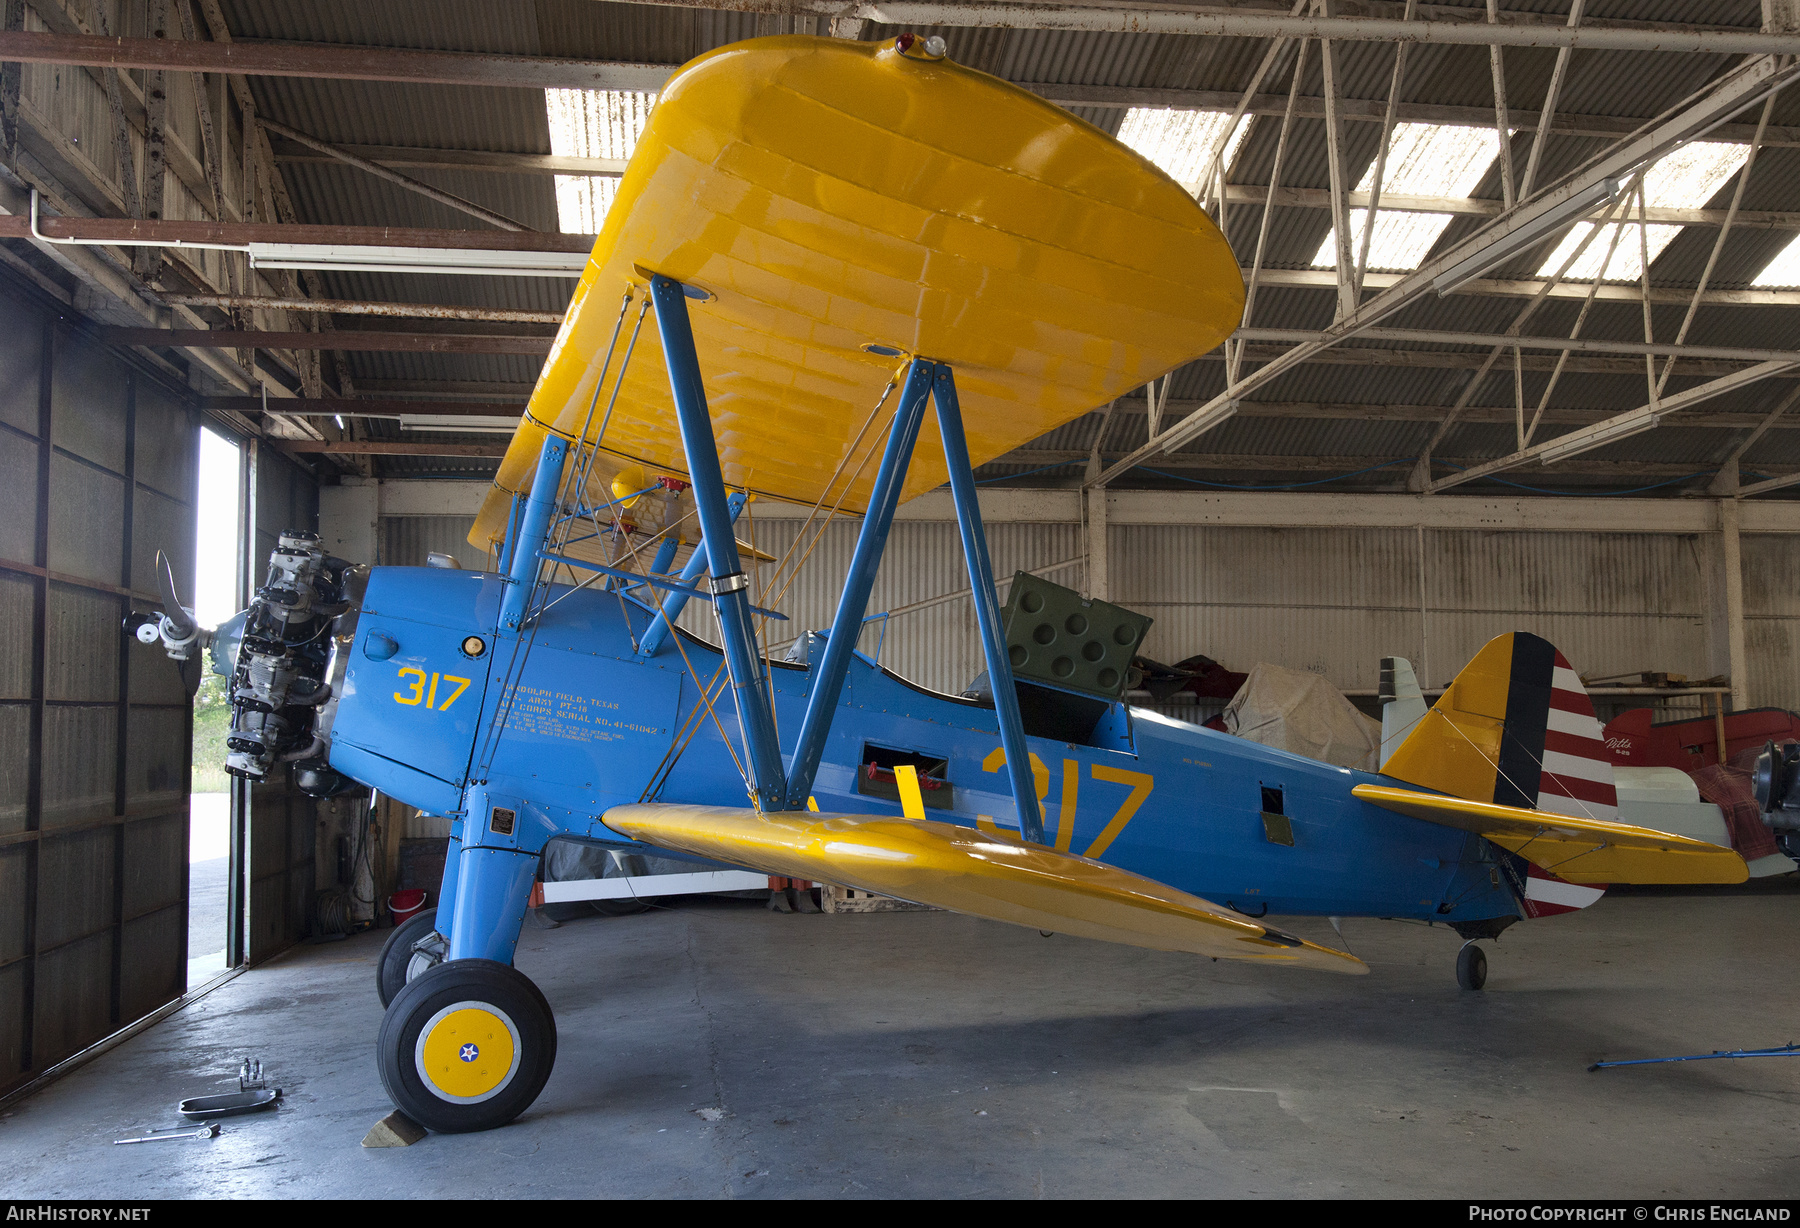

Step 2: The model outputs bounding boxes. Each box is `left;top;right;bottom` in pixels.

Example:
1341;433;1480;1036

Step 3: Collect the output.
388;888;428;927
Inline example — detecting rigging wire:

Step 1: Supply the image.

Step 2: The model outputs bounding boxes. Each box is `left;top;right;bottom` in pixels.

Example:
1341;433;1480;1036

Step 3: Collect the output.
759;367;904;605
1413;704;1616;877
759;383;909;622
641;661;729;802
668;626;751;795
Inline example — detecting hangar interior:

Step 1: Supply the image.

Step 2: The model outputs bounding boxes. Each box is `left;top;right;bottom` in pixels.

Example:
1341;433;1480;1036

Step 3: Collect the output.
2;0;1800;1200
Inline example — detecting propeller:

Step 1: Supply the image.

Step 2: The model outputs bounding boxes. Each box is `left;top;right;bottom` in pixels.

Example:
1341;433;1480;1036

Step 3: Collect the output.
155;550;198;641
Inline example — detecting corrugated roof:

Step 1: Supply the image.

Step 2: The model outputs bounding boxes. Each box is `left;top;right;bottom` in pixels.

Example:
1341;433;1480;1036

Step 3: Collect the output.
181;1;1794;492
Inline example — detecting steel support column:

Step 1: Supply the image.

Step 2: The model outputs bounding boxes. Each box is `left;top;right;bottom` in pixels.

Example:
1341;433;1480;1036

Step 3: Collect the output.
649;274;786;810
784;359;935;810
931;365;1045;845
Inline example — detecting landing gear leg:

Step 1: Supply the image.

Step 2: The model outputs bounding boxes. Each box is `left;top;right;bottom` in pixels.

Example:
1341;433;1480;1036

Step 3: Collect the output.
376;800;558;1132
1456;940;1488;991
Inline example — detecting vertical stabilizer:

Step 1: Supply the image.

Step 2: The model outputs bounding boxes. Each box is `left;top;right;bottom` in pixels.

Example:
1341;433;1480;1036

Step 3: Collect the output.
1382;632;1618;822
1379;657;1428;770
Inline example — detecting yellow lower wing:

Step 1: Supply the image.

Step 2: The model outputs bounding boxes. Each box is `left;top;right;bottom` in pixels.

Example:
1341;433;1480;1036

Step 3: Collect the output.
603;804;1365;973
1352;783;1747;885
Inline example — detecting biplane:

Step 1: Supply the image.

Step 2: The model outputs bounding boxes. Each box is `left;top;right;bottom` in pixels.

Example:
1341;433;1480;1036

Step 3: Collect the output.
146;33;1752;1135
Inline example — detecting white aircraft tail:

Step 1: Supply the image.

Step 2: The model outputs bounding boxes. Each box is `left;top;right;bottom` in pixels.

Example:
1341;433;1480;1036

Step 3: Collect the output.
1378;656;1428;770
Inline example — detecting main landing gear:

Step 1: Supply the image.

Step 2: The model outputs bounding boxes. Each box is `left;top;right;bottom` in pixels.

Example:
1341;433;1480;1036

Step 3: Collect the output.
377;908;447;1007
377;959;558;1134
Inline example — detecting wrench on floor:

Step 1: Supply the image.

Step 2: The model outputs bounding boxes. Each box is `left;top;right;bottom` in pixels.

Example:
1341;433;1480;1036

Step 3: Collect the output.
113;1122;219;1144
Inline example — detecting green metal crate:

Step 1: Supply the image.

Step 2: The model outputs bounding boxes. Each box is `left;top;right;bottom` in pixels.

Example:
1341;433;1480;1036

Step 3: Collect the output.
999;572;1152;702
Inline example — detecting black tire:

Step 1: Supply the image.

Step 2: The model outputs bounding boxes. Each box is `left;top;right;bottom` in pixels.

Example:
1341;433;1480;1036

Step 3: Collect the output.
376;908;446;1008
1456;942;1488;991
377;959;557;1134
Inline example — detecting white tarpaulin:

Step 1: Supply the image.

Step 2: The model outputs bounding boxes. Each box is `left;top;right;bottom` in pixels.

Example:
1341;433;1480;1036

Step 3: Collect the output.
1223;662;1383;771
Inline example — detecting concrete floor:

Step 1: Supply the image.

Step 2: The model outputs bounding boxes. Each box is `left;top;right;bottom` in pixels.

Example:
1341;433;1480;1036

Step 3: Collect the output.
3;884;1798;1199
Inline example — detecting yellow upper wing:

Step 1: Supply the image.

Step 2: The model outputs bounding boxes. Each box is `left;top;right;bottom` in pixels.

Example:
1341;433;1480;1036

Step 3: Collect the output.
471;34;1244;550
1352;783;1748;885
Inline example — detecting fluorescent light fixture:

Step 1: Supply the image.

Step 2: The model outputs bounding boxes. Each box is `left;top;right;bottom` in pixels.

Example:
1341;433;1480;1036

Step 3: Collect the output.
248;243;588;278
1313;124;1500;273
399;414;521;434
1534;142;1749;283
1433;177;1620;296
547;89;655;234
1535;405;1658;463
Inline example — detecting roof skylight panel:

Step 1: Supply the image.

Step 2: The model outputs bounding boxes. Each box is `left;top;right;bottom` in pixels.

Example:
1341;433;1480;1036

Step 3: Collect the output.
1752;236;1800;288
545;89;656;234
1310;123;1500;273
1115;108;1251;190
1533;141;1748;283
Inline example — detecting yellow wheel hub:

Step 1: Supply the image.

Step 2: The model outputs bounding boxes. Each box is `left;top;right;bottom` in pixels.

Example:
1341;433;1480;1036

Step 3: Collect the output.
415;1003;520;1103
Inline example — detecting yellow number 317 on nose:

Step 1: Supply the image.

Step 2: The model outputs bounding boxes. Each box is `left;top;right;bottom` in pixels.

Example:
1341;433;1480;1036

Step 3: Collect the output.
394;667;471;711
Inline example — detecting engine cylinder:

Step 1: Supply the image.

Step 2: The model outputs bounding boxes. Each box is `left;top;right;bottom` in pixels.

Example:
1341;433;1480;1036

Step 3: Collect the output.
224;532;357;785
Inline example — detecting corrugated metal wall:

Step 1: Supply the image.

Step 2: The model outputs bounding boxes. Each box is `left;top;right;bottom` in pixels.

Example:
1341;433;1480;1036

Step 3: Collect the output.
381;515;491;572
0;275;196;1095
374;507;1781;740
1742;535;1800;712
1112;525;1711;689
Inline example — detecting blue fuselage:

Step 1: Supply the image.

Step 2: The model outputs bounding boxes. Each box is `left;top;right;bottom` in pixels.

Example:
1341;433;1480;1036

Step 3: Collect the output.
326;566;1517;924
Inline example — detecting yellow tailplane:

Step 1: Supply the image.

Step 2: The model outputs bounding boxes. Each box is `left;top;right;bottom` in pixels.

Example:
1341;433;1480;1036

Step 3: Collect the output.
1376;632;1746;885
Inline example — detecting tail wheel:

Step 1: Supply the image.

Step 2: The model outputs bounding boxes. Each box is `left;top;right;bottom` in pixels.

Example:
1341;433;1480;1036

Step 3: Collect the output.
1456;941;1488;991
376;908;446;1007
378;959;557;1133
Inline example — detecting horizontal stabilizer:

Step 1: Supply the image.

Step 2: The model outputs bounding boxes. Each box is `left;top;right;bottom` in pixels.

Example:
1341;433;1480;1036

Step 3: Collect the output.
603;804;1366;973
1352;783;1747;885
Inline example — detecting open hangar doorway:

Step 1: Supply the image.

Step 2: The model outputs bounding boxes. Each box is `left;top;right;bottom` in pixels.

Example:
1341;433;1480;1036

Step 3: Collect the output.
0;268;328;1098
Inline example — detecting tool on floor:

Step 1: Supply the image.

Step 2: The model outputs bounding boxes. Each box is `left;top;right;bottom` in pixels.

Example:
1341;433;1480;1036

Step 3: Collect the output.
179;1055;282;1120
114;1122;219;1145
238;1056;267;1090
1588;1041;1800;1071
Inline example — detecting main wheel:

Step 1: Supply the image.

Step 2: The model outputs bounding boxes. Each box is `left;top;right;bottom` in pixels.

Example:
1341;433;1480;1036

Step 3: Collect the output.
1456;941;1488;991
377;959;557;1133
376;908;446;1007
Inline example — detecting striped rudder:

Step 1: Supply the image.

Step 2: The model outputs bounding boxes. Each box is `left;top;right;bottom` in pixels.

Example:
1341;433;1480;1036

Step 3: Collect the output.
1380;631;1613;918
1536;648;1619;822
1383;631;1618;823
